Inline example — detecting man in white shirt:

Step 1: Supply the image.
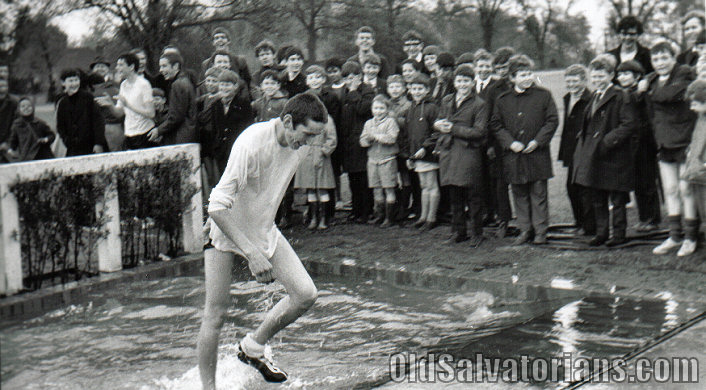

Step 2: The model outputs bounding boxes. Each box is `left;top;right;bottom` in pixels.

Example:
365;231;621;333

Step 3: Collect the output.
198;93;327;388
96;53;156;149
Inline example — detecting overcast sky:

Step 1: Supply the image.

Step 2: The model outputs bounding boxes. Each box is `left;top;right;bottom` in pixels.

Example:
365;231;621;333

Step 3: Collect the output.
53;0;609;47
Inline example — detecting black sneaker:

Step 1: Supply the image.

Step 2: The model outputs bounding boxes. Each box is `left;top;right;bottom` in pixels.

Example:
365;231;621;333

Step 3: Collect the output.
237;344;288;383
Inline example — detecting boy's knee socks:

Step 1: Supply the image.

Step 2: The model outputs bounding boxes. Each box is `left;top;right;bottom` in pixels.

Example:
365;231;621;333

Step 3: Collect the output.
668;215;683;240
684;218;699;241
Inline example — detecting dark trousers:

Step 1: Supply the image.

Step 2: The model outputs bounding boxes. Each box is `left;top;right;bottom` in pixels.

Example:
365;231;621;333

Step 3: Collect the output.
592;188;629;239
348;171;371;219
493;171;512;223
447;185;483;237
634;135;661;224
510;180;549;235
567;167;595;231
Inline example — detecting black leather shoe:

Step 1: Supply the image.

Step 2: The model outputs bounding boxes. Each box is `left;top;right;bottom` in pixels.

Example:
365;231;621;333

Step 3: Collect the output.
588;235;607;246
605;237;628;247
237;344;288;383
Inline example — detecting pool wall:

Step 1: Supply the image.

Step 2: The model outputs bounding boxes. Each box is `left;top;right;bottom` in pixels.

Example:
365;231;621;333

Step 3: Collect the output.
5;251;702;326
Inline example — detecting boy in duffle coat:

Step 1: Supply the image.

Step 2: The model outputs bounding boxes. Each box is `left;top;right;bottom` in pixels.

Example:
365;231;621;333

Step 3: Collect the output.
572;54;638;247
489;54;558;245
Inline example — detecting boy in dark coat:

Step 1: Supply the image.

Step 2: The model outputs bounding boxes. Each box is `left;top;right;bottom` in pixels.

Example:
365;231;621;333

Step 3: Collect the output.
607;16;654;75
149;52;197;145
203;70;255;175
616;60;662;232
489;55;558;245
340;61;375;223
434;65;489;246
280;47;308;98
484;46;515;238
572;55;638;247
1;97;55;162
402;73;440;230
56;68;107;156
677;10;705;67
0;78;18;163
558;64;595;236
640;41;699;257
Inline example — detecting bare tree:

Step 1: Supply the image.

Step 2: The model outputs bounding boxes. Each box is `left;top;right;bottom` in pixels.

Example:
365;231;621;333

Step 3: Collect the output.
516;0;575;68
79;0;275;71
474;0;510;50
277;0;348;62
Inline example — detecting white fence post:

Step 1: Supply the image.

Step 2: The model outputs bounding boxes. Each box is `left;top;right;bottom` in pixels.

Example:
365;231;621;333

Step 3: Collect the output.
0;184;22;295
95;176;122;272
181;147;203;253
0;144;202;296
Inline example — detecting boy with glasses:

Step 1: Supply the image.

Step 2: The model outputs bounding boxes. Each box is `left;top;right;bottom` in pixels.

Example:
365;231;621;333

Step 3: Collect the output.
607;16;654;75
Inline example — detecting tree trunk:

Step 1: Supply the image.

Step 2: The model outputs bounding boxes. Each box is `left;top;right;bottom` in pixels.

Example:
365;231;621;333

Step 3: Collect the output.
480;13;494;50
307;27;318;62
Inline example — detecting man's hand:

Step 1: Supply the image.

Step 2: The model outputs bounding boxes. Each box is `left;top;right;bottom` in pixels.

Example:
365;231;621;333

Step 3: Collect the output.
433;119;452;133
94;94;114;107
509;141;525;153
522;140;539;154
247;251;274;283
487;146;496;160
93;145;104;154
38;137;51;144
406;159;415;170
147;127;161;142
412;148;426;160
637;79;649;94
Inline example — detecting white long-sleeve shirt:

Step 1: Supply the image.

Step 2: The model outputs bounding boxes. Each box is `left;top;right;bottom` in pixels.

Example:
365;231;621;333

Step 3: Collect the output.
208;118;307;258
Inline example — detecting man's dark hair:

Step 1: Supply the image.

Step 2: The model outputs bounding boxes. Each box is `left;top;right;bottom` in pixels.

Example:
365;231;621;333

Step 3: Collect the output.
402;30;423;43
255;39;276;56
117;53;139;72
356;26;376;40
400;58;422;71
285;46;304;61
60;68;82;81
616;15;644;35
281;92;328;128
341;61;362;77
492;46;516;66
650;41;676;57
454;64;475;80
160;52;184;70
260;69;281;84
508;54;535;76
276;44;293;64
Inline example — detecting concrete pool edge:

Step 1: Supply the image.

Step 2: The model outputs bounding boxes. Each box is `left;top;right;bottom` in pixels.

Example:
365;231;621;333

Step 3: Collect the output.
2;252;705;325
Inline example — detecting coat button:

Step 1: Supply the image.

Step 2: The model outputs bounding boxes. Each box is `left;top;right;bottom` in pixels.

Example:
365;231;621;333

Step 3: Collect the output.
519;130;525;135
518;112;523;116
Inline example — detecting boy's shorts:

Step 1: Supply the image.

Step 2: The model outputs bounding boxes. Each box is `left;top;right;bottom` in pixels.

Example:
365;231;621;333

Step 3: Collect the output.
368;159;398;188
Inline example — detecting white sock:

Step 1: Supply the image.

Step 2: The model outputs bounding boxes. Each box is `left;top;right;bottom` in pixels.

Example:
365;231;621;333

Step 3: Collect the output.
241;333;265;358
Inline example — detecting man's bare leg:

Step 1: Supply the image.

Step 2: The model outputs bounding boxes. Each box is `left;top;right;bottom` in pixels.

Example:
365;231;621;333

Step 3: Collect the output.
197;248;235;390
250;232;318;345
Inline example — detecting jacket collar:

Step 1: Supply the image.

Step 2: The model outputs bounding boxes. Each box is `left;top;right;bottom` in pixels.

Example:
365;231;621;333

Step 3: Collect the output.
591;84;618;115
